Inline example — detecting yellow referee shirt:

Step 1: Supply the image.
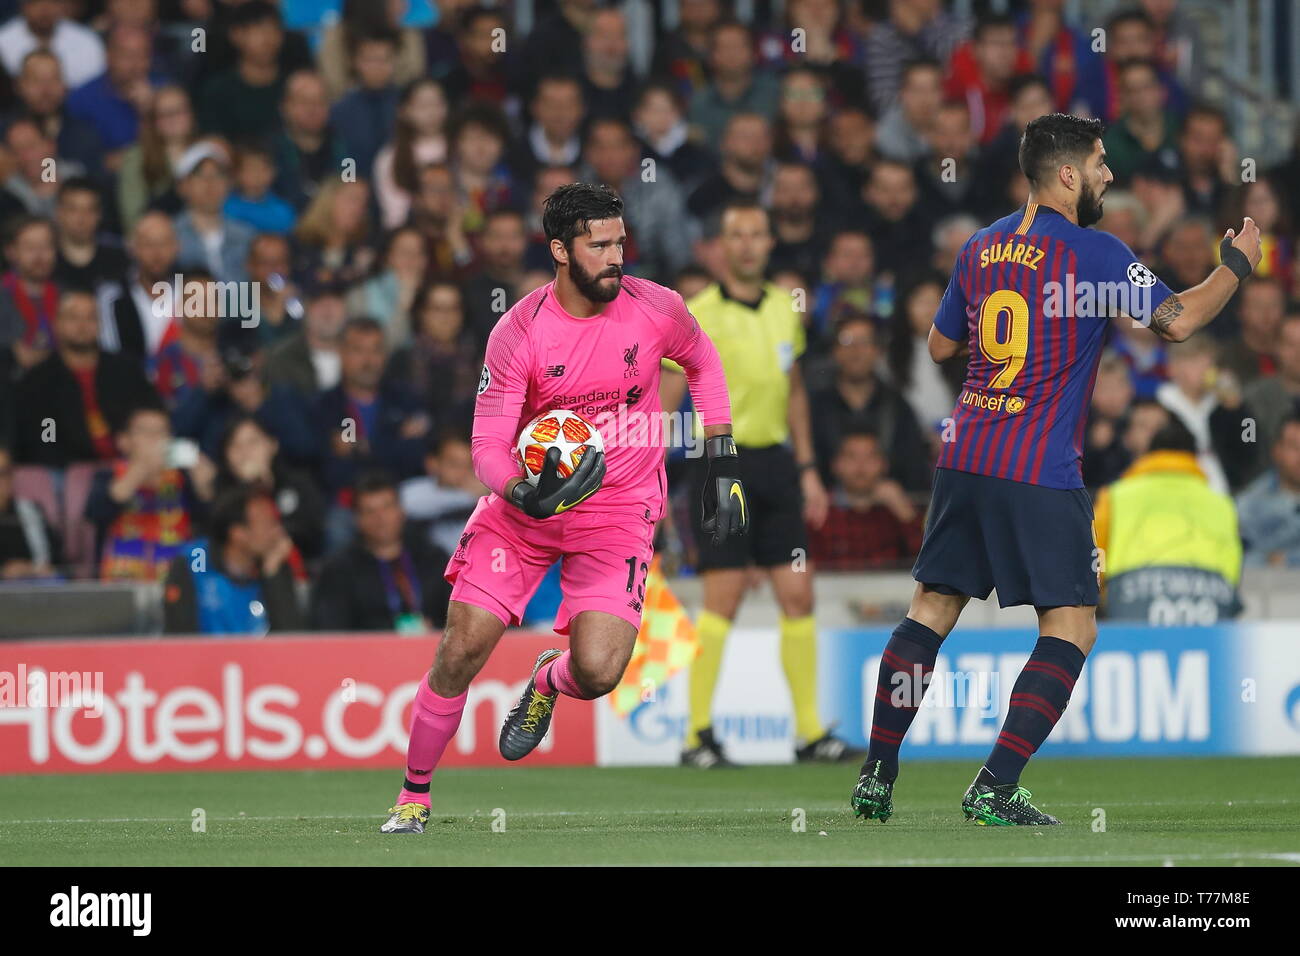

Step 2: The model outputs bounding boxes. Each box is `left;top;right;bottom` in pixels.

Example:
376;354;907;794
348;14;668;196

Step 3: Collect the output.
664;282;804;447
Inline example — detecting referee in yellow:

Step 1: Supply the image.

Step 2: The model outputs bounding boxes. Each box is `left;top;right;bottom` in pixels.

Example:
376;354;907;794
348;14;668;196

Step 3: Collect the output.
662;197;862;766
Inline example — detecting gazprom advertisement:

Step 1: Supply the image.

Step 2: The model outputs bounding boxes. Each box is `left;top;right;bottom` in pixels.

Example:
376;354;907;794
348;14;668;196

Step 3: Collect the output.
597;622;1300;765
819;622;1300;759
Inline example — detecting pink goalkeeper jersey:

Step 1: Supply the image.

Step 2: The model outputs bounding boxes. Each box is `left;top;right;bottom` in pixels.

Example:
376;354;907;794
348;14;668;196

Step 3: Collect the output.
473;275;732;521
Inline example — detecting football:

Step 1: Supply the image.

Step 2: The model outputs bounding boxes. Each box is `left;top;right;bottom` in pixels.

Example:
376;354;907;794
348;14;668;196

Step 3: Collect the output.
514;409;604;487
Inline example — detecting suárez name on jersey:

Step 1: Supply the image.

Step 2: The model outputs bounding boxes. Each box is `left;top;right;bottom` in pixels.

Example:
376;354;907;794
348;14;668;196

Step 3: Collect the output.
979;241;1046;271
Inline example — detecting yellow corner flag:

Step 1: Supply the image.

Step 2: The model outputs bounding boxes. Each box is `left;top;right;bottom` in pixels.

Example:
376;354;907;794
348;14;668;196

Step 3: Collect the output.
609;556;698;716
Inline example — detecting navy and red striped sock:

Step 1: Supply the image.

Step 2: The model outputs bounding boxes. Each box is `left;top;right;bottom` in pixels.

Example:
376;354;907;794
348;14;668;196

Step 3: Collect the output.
862;617;946;781
979;636;1086;786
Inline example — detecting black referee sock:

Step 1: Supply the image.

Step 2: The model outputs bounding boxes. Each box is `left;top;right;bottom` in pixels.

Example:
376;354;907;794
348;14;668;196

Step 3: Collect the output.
980;636;1087;786
862;617;946;781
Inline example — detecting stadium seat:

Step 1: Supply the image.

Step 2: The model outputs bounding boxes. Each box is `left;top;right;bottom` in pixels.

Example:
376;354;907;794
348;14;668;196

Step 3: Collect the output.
62;462;107;580
11;466;59;526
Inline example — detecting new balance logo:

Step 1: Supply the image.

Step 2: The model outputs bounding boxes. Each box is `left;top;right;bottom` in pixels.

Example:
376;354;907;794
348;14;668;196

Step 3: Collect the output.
626;385;643;406
545;365;566;377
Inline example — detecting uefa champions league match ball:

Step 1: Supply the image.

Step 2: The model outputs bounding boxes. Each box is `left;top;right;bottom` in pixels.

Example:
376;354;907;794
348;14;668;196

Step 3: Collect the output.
514;409;605;487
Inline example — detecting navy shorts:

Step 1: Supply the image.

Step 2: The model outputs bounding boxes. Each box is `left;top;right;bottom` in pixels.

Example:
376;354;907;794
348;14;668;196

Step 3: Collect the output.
912;467;1100;609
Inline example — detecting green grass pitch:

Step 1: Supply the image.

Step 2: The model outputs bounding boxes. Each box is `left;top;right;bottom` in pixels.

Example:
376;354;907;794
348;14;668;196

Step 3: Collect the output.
2;757;1297;866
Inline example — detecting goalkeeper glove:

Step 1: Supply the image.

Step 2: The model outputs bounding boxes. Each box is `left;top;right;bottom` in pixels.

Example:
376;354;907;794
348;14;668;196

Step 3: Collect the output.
701;435;749;545
509;444;606;519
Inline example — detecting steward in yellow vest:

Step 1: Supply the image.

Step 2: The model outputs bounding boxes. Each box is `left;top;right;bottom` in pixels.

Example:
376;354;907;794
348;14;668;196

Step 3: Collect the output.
1093;417;1242;624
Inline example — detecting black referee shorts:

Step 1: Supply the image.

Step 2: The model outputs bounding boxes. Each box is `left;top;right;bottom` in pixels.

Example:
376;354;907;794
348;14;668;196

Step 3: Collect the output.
690;443;808;571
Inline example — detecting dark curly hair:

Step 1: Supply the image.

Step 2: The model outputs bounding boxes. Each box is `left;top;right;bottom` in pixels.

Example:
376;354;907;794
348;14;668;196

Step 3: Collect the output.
542;182;624;261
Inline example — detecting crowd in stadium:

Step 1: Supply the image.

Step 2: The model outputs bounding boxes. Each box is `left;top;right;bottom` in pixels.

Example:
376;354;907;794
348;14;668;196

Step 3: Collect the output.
0;0;1298;636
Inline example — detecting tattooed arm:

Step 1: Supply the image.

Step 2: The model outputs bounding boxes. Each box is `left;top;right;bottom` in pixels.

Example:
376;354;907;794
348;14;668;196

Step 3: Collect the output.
1145;218;1262;342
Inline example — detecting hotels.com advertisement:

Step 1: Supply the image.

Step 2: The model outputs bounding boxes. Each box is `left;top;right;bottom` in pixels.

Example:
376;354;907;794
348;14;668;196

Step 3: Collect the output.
0;635;596;774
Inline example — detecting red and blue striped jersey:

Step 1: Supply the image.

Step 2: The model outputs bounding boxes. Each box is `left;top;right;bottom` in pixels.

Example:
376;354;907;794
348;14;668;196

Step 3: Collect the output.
934;202;1174;489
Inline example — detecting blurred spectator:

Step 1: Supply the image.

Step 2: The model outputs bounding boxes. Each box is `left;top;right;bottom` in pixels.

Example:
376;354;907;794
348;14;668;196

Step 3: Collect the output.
808;313;931;493
316;317;429;544
292;179;374;287
652;0;719;99
173;142;256;283
272;69;350;212
384;280;481;427
0;0;106;90
1177;104;1235;218
328;26;401;180
213;414;325;562
885;271;962;438
807;430;924;570
817;104;876;209
162;484;303;635
758;0;866;107
1218;276;1284;385
864;0;966;115
243;233;299;346
915;98;980;220
318;0;425;101
98;211;180;360
223;144;296;235
53;178;128;289
8;48;104;178
773;66;829;165
580;6;635;121
13;288;157;467
1157;336;1258;492
347;225;427;346
399;429;487;556
1019;0;1104;116
64;24;163;165
1154;215;1215;304
513;74;584;184
311;471;451;632
1237;417;1300;567
810;228;875;350
520;0;593;96
582;116;694;283
1244;313;1300;452
374;78;449;229
4;115;84;217
197;0;289;142
149;271;220;408
439;4;511;107
687;111;773;222
1098;8;1186;123
408;162;474;275
768;161;826;280
943;13;1027;145
688;20;779;146
1103;58;1179;185
1084;351;1139;489
116;84;196;229
876;59;943;164
856;159;932;280
448;104;516;238
0;214;61;371
1094;415;1241;623
169;316;317;465
977;73;1053;193
633;79;714;196
265;278;345;400
1122;398;1173;463
0;444;59;579
1225;177;1292;282
462;208;525;346
85;403;211;582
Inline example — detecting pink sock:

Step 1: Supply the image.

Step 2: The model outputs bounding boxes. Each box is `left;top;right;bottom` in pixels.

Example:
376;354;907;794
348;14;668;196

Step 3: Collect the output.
535;650;592;700
396;681;468;807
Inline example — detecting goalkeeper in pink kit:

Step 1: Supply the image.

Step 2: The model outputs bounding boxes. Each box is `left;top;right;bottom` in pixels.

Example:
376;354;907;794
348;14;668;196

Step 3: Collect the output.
382;184;747;834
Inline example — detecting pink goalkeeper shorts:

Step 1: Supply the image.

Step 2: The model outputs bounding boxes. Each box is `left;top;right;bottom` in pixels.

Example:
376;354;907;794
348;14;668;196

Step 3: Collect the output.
445;495;656;634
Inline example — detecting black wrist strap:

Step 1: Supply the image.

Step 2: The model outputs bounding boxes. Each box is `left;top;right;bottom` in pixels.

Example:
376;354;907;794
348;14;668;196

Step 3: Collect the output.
705;435;738;459
1219;239;1253;281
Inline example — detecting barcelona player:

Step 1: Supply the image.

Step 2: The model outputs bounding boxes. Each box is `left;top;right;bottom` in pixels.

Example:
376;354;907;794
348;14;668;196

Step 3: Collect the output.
381;184;748;834
852;113;1261;825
